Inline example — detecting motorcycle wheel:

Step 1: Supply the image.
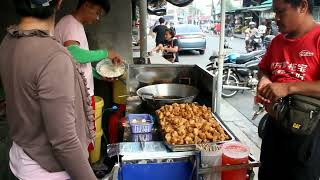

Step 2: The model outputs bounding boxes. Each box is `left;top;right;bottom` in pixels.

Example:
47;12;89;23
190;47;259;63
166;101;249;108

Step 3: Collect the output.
222;73;239;98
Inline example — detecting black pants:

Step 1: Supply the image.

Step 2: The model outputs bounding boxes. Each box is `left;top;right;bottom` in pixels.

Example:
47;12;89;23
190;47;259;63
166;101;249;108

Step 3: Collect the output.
259;116;320;180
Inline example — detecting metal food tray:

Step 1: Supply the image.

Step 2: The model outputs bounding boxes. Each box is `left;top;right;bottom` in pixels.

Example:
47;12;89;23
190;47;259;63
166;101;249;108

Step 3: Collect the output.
160;113;236;152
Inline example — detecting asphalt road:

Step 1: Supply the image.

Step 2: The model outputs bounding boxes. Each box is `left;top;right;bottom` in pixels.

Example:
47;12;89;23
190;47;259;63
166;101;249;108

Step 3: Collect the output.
178;34;246;68
178;34;265;126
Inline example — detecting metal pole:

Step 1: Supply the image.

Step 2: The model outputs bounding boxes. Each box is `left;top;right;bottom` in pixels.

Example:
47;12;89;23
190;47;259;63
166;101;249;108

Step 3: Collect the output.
211;0;215;22
215;0;226;115
139;0;148;62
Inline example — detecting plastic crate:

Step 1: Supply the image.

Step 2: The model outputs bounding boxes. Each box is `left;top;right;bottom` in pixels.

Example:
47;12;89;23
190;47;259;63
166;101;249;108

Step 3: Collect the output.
128;114;154;134
130;133;153;142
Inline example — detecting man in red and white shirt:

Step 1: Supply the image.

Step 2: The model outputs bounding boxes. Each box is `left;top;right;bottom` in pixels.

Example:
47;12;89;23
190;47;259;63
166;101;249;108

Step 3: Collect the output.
257;0;320;179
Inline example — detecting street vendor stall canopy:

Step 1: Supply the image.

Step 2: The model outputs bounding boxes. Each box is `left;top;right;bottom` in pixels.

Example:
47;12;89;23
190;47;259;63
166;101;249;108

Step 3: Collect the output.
234;0;272;12
214;0;272;15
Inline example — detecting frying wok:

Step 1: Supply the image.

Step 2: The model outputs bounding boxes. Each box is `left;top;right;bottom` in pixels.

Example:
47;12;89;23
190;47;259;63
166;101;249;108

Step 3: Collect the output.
136;71;176;86
136;84;199;109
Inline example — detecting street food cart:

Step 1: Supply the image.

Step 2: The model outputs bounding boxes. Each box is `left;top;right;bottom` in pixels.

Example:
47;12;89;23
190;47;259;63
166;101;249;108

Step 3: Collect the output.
0;0;259;179
105;64;260;180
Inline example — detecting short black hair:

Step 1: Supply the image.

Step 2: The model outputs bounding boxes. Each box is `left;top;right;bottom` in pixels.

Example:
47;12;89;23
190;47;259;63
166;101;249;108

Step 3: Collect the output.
14;0;58;19
159;17;165;24
165;27;175;38
77;0;111;14
284;0;313;14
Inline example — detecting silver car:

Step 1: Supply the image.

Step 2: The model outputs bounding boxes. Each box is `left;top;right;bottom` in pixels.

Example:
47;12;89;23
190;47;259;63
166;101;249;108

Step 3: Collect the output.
175;24;207;55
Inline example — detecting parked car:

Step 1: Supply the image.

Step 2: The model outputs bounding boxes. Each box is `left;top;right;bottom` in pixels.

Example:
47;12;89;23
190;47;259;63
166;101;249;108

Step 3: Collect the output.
175;24;207;55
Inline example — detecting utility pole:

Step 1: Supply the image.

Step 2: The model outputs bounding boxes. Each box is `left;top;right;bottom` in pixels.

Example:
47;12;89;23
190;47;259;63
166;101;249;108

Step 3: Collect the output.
211;0;215;22
139;0;148;62
215;0;226;115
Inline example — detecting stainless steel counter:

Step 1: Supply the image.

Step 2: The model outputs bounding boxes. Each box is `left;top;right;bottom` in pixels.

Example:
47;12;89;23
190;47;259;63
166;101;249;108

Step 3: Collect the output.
107;64;258;179
113;64;238;161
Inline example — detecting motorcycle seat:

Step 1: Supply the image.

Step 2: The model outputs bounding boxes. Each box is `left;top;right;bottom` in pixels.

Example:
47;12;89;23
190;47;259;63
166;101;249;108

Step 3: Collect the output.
235;50;265;64
224;63;246;68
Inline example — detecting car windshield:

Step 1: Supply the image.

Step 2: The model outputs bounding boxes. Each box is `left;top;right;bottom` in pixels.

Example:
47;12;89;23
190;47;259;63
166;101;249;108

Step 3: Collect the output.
175;25;202;34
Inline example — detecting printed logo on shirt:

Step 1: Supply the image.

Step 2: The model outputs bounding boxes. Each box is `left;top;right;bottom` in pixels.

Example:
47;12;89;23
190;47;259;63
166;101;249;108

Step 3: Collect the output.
299;50;314;57
271;61;308;81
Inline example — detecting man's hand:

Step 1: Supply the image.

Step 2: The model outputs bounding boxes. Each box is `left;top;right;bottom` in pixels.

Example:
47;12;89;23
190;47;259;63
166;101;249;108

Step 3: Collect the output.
108;50;124;65
260;82;290;102
257;76;272;103
102;49;123;82
258;76;272;90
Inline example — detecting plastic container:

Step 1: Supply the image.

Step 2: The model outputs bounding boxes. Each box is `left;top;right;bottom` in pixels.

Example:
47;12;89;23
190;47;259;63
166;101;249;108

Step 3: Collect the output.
94;96;104;132
221;142;249;180
128;114;154;134
113;79;127;105
89;130;103;164
201;147;222;180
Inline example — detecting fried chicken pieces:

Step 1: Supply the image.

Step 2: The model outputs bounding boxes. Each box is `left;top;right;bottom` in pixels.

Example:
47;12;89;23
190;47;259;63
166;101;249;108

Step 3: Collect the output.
156;103;229;145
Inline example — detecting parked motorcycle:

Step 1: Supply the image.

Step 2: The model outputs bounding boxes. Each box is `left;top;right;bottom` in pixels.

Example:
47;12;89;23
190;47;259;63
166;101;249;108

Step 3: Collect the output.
246;34;263;52
206;49;265;98
206;49;265;72
206;35;275;97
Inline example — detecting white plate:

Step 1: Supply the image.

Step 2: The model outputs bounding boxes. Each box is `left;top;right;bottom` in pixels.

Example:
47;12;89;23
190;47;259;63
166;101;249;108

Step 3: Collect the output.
96;59;125;78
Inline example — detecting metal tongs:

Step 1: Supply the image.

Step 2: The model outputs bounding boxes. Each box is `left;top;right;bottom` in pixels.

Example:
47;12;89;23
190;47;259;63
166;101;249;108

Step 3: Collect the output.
252;103;265;120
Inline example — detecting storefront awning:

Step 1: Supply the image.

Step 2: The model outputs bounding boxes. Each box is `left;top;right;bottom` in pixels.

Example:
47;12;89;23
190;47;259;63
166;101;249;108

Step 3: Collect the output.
250;7;271;11
233;3;272;13
261;0;272;5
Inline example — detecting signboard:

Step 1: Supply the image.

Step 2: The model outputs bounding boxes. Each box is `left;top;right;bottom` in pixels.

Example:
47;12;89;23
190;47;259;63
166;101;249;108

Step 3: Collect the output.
261;10;275;19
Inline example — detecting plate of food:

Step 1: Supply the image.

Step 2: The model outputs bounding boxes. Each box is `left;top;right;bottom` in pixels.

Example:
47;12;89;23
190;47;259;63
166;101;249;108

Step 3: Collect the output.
96;59;125;78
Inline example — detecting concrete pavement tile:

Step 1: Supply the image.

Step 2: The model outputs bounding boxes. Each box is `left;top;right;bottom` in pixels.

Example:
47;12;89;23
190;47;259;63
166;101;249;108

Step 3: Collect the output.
220;99;250;121
231;114;262;147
